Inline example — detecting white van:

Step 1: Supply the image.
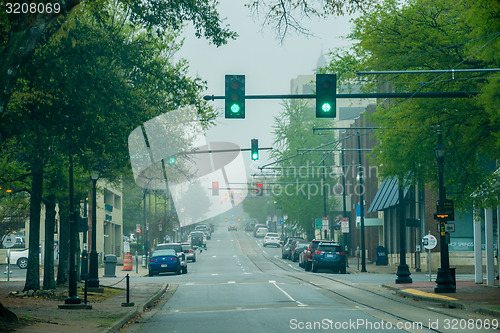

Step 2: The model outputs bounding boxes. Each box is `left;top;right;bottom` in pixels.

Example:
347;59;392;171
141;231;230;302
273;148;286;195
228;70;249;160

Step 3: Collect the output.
254;227;268;238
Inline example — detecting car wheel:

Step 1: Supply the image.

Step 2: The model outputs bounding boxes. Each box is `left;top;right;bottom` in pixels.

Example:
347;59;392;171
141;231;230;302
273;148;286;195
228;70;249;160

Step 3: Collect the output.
292;256;297;262
149;270;153;277
305;262;311;271
340;266;346;274
192;258;196;263
176;267;181;275
17;258;28;269
182;265;187;274
263;244;267;247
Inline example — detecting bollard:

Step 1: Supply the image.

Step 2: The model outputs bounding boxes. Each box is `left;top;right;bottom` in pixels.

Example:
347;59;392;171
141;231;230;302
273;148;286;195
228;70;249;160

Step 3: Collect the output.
121;274;135;307
135;251;138;274
142;255;146;268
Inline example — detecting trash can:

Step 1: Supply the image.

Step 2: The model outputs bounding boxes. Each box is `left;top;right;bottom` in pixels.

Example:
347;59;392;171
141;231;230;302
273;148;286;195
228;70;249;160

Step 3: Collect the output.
103;254;117;277
375;246;388;266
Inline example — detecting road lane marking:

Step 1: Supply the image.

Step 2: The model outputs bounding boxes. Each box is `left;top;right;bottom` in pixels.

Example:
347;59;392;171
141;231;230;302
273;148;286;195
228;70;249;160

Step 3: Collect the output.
228;281;236;284
212;273;219;276
271;281;308;307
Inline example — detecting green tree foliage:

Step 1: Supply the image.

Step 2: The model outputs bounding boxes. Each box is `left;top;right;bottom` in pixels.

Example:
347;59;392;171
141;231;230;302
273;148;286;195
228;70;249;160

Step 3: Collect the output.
324;0;499;208
0;0;230;292
271;100;339;240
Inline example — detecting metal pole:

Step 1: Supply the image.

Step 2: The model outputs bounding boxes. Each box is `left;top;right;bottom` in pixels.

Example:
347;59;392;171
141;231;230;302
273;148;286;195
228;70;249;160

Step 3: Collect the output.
357;133;366;272
396;184;412;283
434;129;455;293
88;174;99;288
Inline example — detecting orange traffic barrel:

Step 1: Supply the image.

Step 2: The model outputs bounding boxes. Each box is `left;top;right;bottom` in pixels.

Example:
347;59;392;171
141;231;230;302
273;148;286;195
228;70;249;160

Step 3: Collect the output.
123;254;133;271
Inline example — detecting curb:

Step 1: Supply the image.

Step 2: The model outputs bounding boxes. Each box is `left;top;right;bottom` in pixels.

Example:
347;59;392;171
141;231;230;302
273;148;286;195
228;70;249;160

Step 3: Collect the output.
106;283;169;333
382;284;465;309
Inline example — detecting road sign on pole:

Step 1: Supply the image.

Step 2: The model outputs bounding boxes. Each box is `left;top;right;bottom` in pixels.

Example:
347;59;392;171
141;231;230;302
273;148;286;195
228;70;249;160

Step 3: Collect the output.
2;233;16;248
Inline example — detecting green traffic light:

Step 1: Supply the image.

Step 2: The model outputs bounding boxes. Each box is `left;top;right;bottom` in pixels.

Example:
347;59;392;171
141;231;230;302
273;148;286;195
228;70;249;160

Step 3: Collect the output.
322;103;332;113
168;156;176;164
252;152;259;160
231;104;240;113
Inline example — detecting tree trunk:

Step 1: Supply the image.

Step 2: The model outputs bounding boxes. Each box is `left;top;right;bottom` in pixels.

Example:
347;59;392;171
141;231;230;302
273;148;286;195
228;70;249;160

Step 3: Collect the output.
43;195;56;290
57;202;69;286
23;160;43;292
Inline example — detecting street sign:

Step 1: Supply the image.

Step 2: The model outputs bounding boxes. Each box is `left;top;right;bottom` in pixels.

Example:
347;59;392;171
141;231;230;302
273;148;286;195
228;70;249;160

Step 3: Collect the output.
341;218;349;233
2;233;16;248
422;234;437;250
136;224;141;232
315;218;322;230
445;223;455;233
322;217;329;230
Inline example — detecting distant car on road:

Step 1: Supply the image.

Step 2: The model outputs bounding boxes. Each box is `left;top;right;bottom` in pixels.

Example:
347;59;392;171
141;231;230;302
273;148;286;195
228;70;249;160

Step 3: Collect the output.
281;236;304;260
228;225;237;231
254;227;268;238
263;232;280;247
290;240;309;262
149;249;181;276
181;243;196;262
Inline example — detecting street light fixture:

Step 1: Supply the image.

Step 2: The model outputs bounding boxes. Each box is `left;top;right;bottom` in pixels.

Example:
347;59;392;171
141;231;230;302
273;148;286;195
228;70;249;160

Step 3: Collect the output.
88;171;100;288
434;128;455;293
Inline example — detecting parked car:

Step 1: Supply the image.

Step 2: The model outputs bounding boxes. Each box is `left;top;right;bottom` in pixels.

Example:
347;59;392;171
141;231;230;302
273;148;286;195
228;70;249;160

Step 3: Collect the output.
6;248;29;269
253;224;267;237
149;249;182;276
290;240;309;262
244;222;256;231
311;242;346;273
155;243;187;273
263;232;280;247
181;243;196;262
281;236;304;259
301;239;328;271
254;227;268;238
228;225;237;231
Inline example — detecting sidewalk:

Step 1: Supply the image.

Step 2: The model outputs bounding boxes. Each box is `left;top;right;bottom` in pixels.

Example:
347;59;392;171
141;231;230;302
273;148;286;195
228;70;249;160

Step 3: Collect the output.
0;264;168;332
348;262;500;317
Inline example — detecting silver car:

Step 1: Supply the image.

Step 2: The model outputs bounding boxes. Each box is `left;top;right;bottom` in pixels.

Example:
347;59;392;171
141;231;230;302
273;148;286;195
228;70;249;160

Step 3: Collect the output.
181;244;197;262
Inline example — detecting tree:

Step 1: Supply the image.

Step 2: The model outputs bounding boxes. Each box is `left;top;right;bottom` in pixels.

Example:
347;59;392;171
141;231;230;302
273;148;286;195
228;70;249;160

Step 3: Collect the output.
323;0;500;208
0;0;236;144
271;99;339;240
0;0;234;293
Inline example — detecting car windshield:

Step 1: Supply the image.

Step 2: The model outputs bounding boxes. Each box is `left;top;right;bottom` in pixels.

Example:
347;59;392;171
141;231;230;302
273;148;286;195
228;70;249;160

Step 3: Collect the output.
266;233;279;237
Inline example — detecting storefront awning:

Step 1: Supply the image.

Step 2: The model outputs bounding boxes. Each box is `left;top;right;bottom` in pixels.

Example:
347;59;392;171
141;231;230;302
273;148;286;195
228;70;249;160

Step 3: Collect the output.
367;177;408;213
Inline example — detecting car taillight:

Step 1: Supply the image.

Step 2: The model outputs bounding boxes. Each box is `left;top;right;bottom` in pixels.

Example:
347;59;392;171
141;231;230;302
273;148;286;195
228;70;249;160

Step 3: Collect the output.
315;250;322;254
337;252;345;255
173;257;178;261
150;259;154;262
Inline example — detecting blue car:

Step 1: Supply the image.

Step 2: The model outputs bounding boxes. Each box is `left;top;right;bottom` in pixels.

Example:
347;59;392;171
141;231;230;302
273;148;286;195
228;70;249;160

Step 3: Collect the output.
149;249;181;276
311;242;346;274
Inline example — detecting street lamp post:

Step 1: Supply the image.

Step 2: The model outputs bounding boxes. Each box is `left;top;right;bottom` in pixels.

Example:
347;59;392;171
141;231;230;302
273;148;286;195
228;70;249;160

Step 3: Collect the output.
434;129;456;293
357;133;366;272
88;171;100;288
396;183;412;283
65;155;82;304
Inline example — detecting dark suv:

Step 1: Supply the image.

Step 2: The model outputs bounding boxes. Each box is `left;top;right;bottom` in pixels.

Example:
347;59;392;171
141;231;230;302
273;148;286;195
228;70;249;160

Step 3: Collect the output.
311;242;346;273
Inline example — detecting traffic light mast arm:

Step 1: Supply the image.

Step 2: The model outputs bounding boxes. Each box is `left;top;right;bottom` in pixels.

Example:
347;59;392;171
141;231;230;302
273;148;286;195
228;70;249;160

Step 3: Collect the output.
205;91;478;101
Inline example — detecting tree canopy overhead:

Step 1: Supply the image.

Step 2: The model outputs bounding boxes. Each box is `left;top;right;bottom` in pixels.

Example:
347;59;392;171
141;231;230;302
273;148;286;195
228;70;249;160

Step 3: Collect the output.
321;0;499;207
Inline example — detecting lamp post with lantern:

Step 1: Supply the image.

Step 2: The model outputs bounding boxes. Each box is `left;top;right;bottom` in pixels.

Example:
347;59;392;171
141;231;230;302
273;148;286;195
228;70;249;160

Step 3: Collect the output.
88;171;100;288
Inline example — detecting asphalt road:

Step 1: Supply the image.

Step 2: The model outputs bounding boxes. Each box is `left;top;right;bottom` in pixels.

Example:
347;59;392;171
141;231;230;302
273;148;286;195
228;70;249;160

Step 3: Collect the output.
123;227;497;333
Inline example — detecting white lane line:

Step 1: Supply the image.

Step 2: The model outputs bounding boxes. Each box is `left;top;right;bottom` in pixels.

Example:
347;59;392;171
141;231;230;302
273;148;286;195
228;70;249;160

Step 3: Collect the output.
228;281;236;284
271;281;308;307
212;256;217;258
212;273;219;276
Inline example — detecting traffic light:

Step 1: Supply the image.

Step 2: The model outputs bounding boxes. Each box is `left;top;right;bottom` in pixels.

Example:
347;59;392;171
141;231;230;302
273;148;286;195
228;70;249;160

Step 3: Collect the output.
225;75;245;118
251;138;259;160
168;156;176;165
212;181;219;196
256;182;263;196
315;74;336;118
